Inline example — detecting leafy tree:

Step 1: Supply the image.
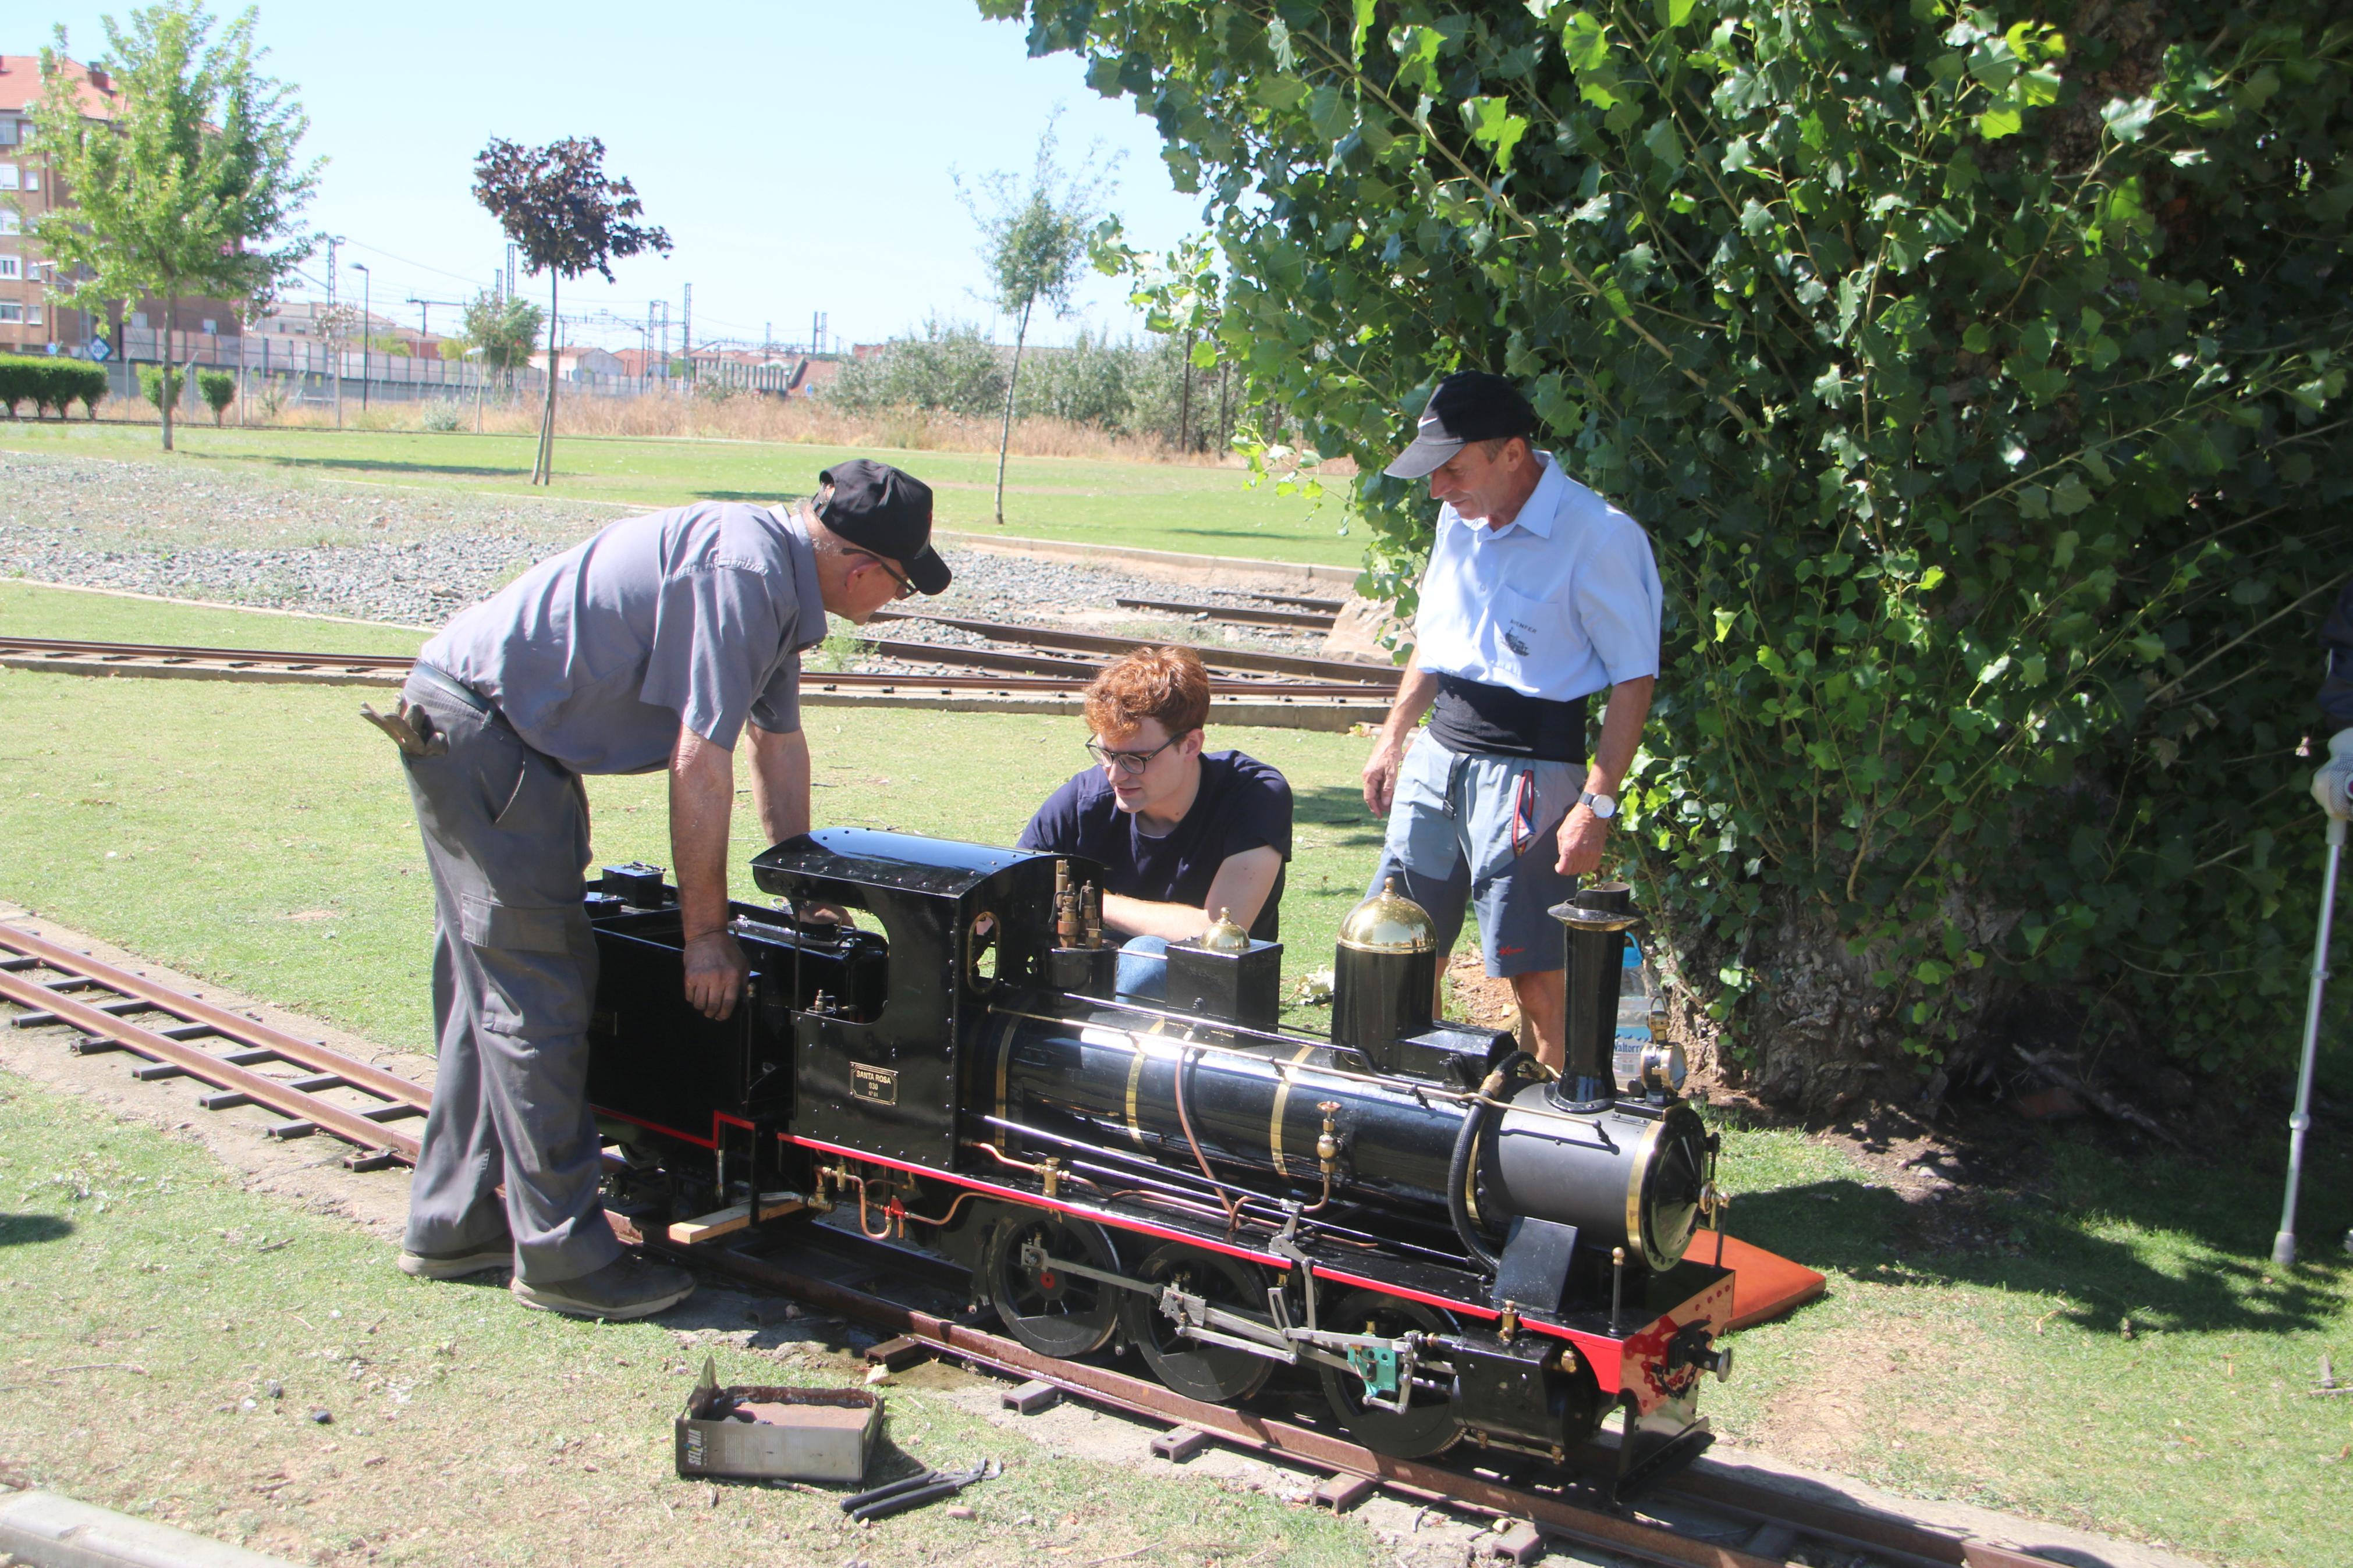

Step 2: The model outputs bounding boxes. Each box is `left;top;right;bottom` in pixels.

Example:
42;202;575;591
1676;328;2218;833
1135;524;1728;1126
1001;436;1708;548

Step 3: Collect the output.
992;0;2353;1104
27;3;318;453
451;289;544;374
958;118;1116;522
472;136;669;485
137;361;182;414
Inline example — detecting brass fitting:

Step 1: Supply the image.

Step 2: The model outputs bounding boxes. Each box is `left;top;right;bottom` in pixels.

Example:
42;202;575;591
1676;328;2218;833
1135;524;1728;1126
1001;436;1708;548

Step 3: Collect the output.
1315;1101;1342;1173
1497;1303;1518;1341
1040;1156;1063;1199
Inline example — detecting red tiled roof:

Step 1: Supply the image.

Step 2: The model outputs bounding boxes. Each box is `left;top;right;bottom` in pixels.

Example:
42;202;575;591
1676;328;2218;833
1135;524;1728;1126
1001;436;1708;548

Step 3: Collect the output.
0;55;124;119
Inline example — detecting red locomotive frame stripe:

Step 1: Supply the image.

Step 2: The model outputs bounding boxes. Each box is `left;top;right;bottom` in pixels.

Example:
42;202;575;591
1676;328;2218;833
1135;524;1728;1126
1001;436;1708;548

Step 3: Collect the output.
784;1132;1297;1272
1308;1264;1628;1393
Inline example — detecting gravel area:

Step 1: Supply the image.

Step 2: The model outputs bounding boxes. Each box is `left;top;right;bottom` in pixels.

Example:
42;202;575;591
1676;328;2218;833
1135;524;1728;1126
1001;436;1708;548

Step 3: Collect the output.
0;449;1330;654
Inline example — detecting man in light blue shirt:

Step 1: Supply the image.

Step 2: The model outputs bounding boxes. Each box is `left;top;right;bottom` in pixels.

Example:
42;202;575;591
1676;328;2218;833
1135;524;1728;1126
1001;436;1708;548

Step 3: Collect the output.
1360;372;1662;1073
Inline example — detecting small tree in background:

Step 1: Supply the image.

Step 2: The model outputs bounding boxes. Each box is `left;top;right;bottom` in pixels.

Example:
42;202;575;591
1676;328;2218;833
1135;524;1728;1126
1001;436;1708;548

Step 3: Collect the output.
472;137;669;485
958;119;1116;523
27;3;318;453
197;368;235;424
453;289;543;376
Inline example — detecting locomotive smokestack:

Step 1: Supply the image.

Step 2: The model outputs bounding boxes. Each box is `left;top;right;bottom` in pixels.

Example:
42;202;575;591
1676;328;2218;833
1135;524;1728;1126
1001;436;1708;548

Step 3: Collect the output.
1551;883;1642;1112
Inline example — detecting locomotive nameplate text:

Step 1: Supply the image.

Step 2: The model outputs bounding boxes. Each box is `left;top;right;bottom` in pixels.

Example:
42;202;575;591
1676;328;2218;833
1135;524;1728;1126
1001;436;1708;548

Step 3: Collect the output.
850;1063;899;1106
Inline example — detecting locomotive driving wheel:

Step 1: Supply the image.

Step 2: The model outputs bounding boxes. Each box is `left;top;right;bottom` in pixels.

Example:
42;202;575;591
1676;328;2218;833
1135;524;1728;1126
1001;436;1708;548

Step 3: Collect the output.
979;1209;1122;1359
1316;1289;1463;1459
1117;1243;1277;1403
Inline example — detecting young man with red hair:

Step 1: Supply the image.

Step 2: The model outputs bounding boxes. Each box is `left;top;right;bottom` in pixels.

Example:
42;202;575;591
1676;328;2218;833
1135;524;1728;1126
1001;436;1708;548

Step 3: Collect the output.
1018;646;1294;1000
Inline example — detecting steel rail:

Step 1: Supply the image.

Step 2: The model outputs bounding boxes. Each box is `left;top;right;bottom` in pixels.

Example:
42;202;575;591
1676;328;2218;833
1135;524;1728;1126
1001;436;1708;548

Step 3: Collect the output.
867;609;1397;686
0;965;419;1162
0;635;1394;701
0;923;430;1113
1113;595;1339;630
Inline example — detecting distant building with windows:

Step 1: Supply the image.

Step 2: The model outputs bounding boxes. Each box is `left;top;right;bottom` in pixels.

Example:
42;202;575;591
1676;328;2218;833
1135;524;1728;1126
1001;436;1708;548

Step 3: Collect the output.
0;51;245;357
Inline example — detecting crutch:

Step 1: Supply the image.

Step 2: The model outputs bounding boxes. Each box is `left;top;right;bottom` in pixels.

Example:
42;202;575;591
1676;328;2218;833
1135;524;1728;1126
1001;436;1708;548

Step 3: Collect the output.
2274;815;2345;1267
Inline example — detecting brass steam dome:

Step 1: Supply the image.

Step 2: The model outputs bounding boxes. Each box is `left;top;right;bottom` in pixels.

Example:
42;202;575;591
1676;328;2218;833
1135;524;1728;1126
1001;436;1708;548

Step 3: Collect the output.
1199;907;1254;952
1337;878;1438;954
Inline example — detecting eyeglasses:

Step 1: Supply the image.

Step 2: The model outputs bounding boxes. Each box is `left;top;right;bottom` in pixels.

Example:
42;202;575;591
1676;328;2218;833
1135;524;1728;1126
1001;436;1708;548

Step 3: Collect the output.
1086;734;1181;775
851;550;915;600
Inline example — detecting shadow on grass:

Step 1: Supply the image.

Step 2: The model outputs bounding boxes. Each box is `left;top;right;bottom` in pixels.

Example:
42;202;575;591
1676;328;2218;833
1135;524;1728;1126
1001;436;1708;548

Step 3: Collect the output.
249;454;528;482
0;1213;73;1246
1730;1125;2352;1338
1292;783;1384;852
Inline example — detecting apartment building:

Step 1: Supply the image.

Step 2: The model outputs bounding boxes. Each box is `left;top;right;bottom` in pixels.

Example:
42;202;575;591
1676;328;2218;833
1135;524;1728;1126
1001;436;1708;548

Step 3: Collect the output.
0;52;243;357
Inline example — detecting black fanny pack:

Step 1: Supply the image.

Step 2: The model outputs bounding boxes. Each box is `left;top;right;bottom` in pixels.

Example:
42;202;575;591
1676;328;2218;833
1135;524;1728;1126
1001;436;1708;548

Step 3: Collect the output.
1426;673;1588;763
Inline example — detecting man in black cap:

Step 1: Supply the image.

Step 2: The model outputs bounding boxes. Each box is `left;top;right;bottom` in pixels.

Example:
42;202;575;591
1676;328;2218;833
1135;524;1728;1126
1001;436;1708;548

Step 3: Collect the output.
1361;372;1661;1073
368;460;949;1319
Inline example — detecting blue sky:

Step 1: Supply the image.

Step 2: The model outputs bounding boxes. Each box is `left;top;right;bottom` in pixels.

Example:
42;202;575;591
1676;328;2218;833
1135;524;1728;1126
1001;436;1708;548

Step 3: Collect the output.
30;1;1206;351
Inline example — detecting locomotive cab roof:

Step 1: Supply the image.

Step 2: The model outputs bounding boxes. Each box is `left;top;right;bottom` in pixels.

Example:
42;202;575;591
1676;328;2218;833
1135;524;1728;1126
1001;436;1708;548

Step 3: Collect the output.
751;827;1063;902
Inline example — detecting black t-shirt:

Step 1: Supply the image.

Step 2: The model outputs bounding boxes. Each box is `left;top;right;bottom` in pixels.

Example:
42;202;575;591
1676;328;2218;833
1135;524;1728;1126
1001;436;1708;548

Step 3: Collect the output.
1427;672;1589;763
1017;750;1294;941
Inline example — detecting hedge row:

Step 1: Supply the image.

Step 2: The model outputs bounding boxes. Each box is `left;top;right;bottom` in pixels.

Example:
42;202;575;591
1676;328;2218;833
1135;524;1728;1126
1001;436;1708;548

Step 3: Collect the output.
0;355;108;419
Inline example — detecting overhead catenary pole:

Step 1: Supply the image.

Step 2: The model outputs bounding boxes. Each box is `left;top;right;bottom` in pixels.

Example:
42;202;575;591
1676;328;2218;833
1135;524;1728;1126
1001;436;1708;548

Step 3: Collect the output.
354;262;370;412
682;282;692;382
325;236;342;429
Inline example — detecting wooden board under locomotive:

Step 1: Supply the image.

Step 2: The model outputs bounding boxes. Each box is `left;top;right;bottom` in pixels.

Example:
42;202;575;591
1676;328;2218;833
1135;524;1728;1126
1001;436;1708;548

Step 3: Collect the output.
584;827;1736;1499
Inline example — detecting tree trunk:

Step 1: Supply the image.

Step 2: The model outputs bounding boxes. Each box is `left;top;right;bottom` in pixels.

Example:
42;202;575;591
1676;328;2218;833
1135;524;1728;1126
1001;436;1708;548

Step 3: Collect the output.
1179;329;1195;454
161;296;176;453
993;298;1032;527
534;275;561;485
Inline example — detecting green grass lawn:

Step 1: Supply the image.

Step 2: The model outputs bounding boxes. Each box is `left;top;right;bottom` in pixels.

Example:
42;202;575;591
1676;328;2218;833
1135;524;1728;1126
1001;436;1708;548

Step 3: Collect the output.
0;1080;1383;1567
0;422;1362;569
0;579;435;651
0;586;2347;1566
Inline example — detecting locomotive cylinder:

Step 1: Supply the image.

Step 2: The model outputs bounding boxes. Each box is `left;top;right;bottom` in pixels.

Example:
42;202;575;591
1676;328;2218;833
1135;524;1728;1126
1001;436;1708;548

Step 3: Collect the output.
1331;879;1438;1071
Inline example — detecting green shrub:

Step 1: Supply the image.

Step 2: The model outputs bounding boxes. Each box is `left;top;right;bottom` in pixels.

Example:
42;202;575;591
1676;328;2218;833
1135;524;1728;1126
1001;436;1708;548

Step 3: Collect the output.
824;317;1008;418
1015;1;2353;1101
196;370;236;424
418;400;464;432
137;363;184;413
0;355;108;420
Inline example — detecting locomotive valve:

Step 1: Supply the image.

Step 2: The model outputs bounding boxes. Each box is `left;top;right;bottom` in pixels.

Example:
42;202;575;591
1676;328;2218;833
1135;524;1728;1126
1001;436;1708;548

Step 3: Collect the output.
1315;1102;1343;1173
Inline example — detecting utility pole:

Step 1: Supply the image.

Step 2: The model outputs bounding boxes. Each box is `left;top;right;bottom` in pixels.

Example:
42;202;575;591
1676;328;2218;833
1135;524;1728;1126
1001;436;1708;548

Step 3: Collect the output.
325;236;342;429
682;283;693;382
353;263;372;413
505;244;517;301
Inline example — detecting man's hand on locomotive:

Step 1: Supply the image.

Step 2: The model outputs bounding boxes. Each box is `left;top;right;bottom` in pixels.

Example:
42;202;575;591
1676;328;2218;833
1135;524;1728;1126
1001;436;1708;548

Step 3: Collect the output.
682;927;751;1021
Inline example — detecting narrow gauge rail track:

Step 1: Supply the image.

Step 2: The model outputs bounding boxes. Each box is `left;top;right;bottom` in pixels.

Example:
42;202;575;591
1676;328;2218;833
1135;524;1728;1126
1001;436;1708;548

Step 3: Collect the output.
0;922;421;1167
0;920;2086;1568
1114;594;1340;630
865;609;1394;686
0;634;1394;702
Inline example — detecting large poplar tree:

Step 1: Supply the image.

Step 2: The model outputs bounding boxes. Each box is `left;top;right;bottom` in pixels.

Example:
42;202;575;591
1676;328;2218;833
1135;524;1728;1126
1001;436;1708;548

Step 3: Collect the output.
995;0;2353;1107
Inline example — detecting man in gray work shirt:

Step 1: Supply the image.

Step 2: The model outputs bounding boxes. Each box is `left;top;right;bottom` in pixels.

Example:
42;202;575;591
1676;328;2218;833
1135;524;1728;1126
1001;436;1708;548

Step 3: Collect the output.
374;460;948;1320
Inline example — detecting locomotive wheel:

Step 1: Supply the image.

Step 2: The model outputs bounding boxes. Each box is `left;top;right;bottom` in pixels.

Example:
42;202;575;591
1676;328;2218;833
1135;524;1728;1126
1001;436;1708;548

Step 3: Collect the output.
1316;1289;1463;1459
979;1210;1122;1359
1118;1243;1276;1404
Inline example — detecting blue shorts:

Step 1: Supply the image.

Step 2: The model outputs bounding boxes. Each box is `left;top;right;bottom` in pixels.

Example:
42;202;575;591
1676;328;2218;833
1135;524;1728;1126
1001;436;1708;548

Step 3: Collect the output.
1371;735;1580;979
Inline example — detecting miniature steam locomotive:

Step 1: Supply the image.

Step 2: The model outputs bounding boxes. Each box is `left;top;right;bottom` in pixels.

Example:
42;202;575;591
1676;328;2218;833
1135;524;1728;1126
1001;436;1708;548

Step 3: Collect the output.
584;828;1736;1497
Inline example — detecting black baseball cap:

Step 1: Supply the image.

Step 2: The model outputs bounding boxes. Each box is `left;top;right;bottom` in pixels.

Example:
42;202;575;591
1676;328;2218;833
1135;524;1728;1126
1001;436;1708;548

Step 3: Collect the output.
814;460;951;595
1382;371;1540;479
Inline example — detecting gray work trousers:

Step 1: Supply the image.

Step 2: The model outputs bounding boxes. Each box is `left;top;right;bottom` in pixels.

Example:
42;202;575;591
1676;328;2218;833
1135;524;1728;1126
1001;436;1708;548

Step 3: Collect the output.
396;673;620;1285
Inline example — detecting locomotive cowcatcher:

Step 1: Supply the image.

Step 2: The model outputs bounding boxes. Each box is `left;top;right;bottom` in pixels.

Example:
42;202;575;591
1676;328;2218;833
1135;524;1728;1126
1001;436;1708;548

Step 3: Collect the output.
584;827;1736;1498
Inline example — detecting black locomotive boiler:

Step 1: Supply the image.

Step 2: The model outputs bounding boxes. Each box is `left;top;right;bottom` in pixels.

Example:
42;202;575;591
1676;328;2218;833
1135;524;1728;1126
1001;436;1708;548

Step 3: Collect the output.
583;828;1736;1496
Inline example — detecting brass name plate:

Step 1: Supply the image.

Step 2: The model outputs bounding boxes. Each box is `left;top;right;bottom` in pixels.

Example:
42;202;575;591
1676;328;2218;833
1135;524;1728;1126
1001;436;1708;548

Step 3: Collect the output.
850;1063;897;1106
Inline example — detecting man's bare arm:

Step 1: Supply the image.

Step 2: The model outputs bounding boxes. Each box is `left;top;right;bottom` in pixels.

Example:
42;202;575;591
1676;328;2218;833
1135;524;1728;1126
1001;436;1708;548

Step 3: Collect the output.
1555;674;1655;876
745;723;811;844
669;723;748;1020
1362;647;1438;815
1101;846;1283;941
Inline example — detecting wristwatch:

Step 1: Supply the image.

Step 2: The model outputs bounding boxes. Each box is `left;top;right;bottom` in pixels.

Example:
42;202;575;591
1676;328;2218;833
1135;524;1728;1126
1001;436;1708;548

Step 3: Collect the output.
1578;790;1619;820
